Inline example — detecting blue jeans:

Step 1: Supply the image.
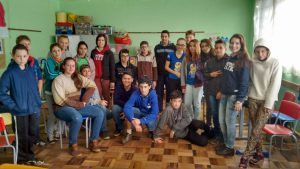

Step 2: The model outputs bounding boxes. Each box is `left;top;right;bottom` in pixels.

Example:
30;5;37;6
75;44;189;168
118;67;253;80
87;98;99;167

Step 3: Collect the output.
208;95;222;138
219;94;237;149
111;105;123;131
54;105;104;145
131;107;156;131
97;105;111;132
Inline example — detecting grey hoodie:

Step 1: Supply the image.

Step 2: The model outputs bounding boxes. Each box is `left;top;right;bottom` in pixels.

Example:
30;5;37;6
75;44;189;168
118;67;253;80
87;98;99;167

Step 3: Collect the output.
249;38;282;109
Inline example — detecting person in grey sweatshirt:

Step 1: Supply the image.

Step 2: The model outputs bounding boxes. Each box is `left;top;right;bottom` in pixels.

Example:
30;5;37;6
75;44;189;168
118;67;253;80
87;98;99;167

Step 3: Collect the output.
153;90;208;146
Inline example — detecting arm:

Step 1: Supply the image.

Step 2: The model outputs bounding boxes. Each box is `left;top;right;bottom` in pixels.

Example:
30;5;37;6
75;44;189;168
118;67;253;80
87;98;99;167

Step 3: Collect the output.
236;65;250;102
153;108;169;139
108;51;115;82
44;59;60;80
180;59;186;91
123;92;137;122
152;56;158;81
139;92;159;125
113;86;126;107
89;58;96;80
264;60;282;109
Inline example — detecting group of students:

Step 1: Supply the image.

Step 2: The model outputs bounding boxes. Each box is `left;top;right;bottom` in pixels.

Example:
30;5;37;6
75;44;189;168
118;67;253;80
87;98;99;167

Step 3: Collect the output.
0;30;282;169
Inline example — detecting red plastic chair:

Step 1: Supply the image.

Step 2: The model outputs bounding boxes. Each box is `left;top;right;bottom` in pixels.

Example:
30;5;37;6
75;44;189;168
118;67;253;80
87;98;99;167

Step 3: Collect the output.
272;91;296;121
0;115;18;164
282;91;296;102
263;100;300;159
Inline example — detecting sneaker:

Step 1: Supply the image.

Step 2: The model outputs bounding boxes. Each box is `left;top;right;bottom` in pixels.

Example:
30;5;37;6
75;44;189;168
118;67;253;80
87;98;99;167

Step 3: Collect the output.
35;140;46;147
215;143;225;152
249;152;264;165
122;133;132;144
69;144;82;156
216;146;235;156
89;140;101;153
47;137;57;144
238;157;249;169
113;130;122;137
103;131;111;140
24;159;45;166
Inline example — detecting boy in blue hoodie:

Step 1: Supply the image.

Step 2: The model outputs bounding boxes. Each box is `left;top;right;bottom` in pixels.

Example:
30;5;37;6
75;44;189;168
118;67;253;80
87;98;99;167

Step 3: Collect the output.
0;44;43;166
122;76;159;144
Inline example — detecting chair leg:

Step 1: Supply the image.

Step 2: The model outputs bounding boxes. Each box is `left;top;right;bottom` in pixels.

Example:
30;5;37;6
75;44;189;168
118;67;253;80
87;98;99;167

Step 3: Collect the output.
59;121;63;149
291;135;299;157
85;118;89;148
269;135;275;160
12;146;16;164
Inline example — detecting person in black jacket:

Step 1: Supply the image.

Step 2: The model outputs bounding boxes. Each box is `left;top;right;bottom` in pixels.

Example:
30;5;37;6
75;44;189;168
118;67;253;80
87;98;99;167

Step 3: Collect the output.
216;34;251;156
154;30;176;111
115;49;137;86
90;33;115;108
204;39;228;145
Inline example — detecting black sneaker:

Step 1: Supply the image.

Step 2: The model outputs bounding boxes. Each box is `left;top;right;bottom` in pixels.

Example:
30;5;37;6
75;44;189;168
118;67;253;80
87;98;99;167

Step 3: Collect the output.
122;133;132;144
103;131;111;140
47;137;57;144
35;140;46;147
216;147;235;156
24;159;45;166
113;130;122;137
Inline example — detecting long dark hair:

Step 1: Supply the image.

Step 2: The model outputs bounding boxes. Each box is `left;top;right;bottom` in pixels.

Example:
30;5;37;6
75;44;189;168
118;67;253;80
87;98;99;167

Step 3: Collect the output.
77;41;88;54
95;33;108;48
61;57;83;90
229;34;251;69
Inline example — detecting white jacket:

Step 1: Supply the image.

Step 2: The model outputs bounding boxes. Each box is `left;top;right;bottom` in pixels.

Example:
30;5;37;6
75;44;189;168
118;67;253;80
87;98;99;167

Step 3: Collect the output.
248;38;282;109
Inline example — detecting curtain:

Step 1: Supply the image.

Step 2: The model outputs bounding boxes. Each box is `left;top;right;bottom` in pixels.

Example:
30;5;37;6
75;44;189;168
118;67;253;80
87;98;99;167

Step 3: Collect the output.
254;0;300;76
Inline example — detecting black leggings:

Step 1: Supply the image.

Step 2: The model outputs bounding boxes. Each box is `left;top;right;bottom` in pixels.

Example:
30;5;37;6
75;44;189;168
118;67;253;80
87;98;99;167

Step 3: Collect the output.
184;119;209;146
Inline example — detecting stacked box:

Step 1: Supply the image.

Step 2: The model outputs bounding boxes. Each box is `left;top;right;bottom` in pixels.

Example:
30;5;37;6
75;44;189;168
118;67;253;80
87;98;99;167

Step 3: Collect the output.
74;22;91;35
55;22;73;35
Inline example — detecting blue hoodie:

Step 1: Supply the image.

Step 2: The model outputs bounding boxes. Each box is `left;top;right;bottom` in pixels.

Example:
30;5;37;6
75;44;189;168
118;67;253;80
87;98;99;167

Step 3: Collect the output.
123;89;159;125
220;56;250;102
0;61;41;116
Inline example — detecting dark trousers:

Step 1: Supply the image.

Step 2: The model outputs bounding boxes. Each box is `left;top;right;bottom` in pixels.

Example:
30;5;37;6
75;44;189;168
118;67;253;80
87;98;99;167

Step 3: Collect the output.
32;111;41;143
155;75;167;111
166;78;181;103
15;114;35;163
184;119;208;146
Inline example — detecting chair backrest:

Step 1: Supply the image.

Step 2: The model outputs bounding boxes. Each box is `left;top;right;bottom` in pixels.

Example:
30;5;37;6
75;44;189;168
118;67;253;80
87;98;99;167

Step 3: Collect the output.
0;113;12;125
282;91;296;102
278;100;300;119
0;116;6;132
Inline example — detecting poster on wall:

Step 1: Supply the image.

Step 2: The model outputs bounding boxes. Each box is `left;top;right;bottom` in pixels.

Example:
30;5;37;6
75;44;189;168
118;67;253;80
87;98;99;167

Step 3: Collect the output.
0;39;5;69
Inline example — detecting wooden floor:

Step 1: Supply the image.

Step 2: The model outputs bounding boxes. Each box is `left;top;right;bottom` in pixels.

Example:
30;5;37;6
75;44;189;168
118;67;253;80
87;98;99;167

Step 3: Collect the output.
1;118;300;169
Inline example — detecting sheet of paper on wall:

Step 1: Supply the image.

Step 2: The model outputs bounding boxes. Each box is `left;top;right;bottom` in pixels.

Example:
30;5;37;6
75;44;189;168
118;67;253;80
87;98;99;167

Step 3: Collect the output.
0;27;8;38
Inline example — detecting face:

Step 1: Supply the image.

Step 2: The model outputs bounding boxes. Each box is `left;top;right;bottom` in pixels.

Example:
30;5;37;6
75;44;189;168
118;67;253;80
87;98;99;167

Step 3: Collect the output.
140;44;149;55
189;42;196;53
78;44;87;57
139;83;151;96
58;37;69;51
97;37;106;48
170;98;182;110
214;43;226;58
176;39;186;51
254;46;269;61
200;42;211;54
121;52;130;63
51;46;62;59
161;33;169;44
185;34;194;44
63;60;76;75
229;37;241;54
81;68;91;78
12;49;29;68
19;40;31;53
122;74;133;87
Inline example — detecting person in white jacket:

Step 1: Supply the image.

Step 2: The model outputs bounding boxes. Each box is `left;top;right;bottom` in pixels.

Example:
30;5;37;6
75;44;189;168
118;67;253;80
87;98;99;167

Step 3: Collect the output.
239;38;282;168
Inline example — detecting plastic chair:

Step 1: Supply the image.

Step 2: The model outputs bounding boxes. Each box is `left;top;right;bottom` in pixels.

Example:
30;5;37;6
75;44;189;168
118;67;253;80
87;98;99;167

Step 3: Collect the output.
272;91;296;120
0;114;18;164
58;116;91;149
263;100;300;159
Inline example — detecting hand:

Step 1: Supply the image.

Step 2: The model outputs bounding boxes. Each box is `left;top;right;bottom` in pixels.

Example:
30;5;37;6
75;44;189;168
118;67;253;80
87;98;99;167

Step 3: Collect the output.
99;99;108;107
152;81;157;89
210;70;222;77
110;82;115;89
234;101;243;112
134;124;143;132
154;137;164;144
131;118;141;126
169;130;175;138
216;91;222;100
264;107;272;115
174;72;181;78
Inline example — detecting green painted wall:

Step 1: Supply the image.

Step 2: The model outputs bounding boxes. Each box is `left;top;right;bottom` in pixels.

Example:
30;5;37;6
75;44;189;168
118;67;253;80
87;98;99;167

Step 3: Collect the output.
0;0;59;74
59;0;254;54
